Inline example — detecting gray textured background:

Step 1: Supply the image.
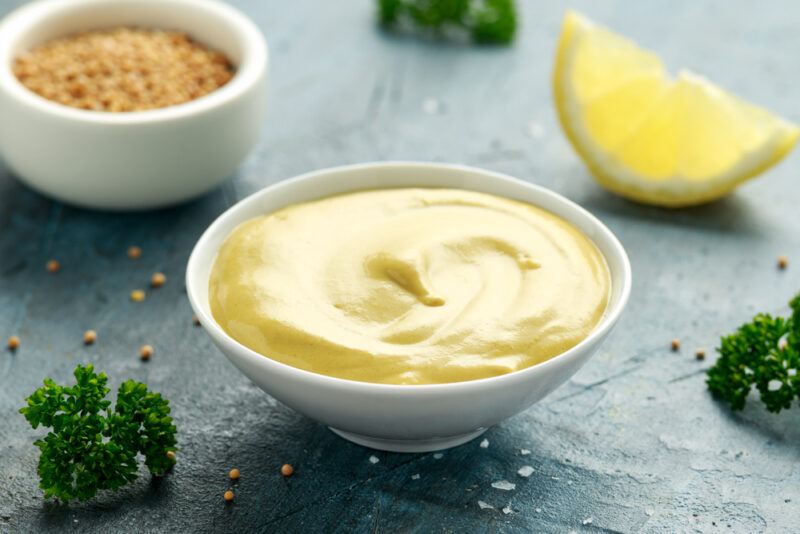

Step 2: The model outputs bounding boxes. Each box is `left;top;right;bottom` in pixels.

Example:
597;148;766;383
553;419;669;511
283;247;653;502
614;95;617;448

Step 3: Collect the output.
2;1;799;532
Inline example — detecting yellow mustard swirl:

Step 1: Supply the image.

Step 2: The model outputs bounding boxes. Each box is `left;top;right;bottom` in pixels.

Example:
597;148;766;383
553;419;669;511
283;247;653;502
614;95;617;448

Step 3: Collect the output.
209;188;610;385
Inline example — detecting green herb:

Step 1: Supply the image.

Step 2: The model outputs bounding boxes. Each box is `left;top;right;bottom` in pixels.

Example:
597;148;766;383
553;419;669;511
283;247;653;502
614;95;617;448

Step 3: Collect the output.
20;364;177;501
706;293;800;412
378;0;517;45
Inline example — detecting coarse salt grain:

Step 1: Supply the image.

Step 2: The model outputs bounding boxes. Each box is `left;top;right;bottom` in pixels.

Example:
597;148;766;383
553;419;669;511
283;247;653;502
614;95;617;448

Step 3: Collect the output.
520;449;531;455
517;466;534;477
433;453;443;460
477;501;494;510
582;517;593;525
502;505;513;515
526;121;545;139
368;455;379;464
422;98;441;115
411;474;420;480
479;438;489;449
491;480;516;491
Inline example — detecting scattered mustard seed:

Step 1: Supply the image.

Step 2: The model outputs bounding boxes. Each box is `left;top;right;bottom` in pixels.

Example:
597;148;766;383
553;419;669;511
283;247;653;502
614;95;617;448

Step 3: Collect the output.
130;289;146;302
223;490;234;503
695;348;706;361
281;464;294;477
192;314;201;327
670;339;681;351
139;344;154;361
46;259;60;273
166;451;177;462
150;272;167;288
778;255;789;270
7;335;20;351
229;468;240;481
83;330;97;345
128;246;142;259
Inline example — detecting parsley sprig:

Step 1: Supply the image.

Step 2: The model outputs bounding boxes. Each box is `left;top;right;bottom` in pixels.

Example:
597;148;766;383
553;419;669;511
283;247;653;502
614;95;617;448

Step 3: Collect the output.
20;364;177;501
379;0;517;45
707;294;800;412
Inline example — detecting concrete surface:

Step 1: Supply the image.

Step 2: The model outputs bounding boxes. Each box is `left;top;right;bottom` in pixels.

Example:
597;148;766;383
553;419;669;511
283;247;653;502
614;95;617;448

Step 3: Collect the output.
1;1;799;532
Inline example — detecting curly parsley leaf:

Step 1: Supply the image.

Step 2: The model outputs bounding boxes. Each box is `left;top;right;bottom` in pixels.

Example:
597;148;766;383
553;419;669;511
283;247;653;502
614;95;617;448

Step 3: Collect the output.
20;364;177;501
707;294;800;413
378;0;517;45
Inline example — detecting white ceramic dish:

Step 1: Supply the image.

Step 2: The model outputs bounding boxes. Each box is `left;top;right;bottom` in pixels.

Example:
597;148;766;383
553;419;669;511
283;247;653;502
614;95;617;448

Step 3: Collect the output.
0;0;267;210
186;162;632;452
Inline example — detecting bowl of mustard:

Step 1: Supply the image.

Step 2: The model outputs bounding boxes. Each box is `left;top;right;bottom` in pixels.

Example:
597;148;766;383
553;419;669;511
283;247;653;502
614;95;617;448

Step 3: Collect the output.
186;162;631;452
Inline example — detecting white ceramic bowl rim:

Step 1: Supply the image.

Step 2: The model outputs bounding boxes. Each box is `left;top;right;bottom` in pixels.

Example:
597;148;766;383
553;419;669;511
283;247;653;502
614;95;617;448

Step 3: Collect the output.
186;162;632;394
0;0;268;125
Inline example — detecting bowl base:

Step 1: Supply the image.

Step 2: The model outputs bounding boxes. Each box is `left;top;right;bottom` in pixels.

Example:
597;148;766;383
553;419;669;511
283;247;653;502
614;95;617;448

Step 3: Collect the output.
329;427;487;453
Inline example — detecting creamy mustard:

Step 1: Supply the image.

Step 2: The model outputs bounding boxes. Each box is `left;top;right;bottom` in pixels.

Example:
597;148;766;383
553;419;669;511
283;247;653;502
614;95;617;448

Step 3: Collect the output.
209;188;610;385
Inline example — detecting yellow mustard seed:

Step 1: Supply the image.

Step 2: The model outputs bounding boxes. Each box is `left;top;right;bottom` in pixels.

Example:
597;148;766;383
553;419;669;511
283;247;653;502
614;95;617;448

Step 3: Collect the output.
13;28;234;112
695;348;706;361
778;255;789;270
128;246;142;259
46;259;60;273
7;335;20;351
670;338;681;351
223;490;234;503
166;451;177;462
150;272;166;288
280;464;294;477
130;289;145;302
139;344;153;361
229;468;240;481
83;329;97;345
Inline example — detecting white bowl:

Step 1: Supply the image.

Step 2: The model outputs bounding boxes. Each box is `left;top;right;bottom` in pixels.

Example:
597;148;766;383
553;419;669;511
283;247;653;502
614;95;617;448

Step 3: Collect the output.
0;0;267;210
186;162;632;452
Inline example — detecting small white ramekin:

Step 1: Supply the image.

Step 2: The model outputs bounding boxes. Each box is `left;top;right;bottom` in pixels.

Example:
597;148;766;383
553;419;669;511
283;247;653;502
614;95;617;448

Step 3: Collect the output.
187;162;632;452
0;0;267;210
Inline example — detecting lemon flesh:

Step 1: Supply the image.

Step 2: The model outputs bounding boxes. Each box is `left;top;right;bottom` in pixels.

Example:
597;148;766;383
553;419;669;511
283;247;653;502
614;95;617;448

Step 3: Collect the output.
553;11;799;207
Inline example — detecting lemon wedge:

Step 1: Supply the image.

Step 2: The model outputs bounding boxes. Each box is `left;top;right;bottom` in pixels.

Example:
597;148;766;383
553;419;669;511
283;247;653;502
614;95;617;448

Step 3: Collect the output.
553;11;799;207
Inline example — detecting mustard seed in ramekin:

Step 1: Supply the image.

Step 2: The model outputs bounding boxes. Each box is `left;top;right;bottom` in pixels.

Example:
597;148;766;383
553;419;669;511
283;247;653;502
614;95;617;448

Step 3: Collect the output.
128;246;142;259
13;28;234;113
130;289;146;302
46;259;60;273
